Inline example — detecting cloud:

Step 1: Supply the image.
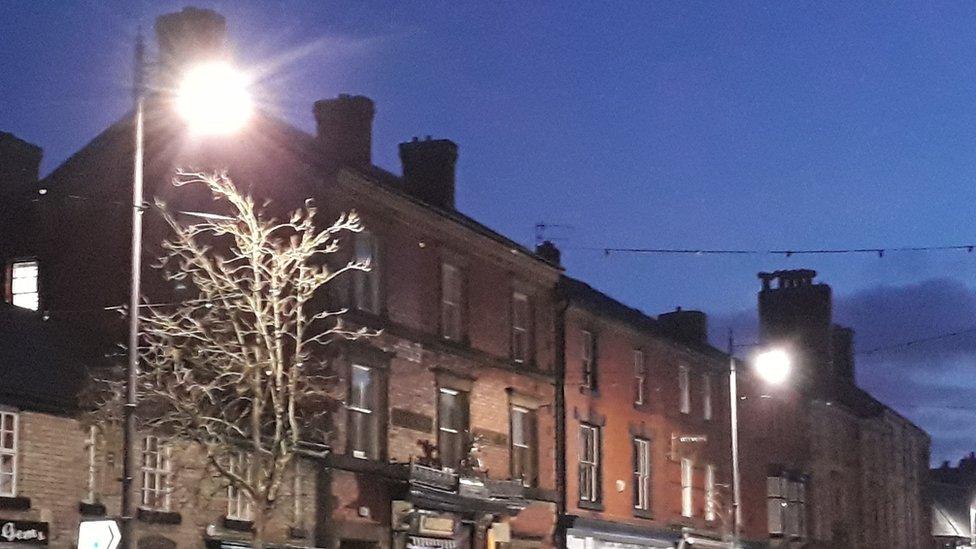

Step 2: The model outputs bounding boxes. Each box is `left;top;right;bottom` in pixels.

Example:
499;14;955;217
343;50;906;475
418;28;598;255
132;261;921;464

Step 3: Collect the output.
708;277;976;465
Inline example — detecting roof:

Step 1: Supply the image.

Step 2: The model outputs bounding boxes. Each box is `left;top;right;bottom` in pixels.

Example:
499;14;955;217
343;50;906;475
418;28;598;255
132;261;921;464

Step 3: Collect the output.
0;304;88;413
932;480;974;540
559;275;729;361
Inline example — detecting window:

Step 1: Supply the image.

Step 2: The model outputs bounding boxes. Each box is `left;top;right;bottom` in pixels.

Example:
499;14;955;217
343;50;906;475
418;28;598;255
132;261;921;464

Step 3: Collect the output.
510;405;537;486
85;426;99;503
0;412;17;497
511;292;531;364
353;230;381;314
705;464;716;521
634;349;646;405
767;476;807;538
579;424;600;503
581;330;597;390
8;260;38;311
227;453;252;521
293;460;305;528
703;374;713;421
678;366;690;414
438;387;469;471
681;458;694;517
140;436;171;511
633;438;650;513
441;263;463;341
348;364;384;460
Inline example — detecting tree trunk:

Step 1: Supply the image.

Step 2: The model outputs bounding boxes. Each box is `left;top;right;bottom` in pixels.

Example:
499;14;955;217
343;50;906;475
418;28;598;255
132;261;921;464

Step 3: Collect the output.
252;507;268;549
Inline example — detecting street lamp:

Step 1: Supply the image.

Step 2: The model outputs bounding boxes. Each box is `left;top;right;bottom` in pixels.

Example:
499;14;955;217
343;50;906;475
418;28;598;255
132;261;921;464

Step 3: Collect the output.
123;45;252;549
728;334;792;548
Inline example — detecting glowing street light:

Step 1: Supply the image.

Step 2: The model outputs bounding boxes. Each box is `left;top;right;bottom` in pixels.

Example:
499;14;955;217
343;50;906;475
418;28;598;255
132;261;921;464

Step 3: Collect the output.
754;348;791;385
175;61;253;135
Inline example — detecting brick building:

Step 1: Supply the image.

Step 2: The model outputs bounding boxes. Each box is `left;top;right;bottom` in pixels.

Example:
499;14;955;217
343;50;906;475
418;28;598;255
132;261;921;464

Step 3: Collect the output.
0;6;561;549
556;277;735;548
931;454;976;548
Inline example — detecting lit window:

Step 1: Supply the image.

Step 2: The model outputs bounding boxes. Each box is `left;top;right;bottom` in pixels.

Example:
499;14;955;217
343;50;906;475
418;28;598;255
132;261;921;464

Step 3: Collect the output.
140;436;171;511
579;424;600;503
511;292;531;364
438;387;469;470
9;260;38;311
510;405;537;486
0;412;17;497
581;330;597;390
633;438;650;512
705;464;716;521
227;453;252;521
85;426;99;503
634;350;646;405
441;263;463;341
681;458;694;517
353;230;381;314
679;366;691;414
348;364;384;460
767;476;806;538
703;374;713;421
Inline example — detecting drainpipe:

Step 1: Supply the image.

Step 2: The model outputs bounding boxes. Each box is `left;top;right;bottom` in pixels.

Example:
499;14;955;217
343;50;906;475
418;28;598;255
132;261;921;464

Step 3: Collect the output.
554;291;570;549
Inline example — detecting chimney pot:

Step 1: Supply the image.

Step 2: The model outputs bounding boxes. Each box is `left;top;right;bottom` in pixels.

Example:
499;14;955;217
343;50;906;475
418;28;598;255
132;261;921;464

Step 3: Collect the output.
658;309;708;345
399;138;458;210
313;95;375;169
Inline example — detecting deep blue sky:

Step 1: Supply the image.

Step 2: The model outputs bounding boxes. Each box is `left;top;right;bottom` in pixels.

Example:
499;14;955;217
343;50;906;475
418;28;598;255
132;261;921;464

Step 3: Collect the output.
4;1;976;463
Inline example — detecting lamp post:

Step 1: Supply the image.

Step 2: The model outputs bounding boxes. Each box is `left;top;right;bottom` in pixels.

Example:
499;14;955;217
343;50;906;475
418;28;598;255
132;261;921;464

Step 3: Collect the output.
728;333;790;548
121;41;251;548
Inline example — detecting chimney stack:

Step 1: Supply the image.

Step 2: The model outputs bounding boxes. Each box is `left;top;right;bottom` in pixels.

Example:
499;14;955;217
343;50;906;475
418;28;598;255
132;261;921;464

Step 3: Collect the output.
831;325;855;382
399;137;458;210
0;132;42;199
536;240;562;266
313;95;375;169
658;307;708;345
154;7;228;80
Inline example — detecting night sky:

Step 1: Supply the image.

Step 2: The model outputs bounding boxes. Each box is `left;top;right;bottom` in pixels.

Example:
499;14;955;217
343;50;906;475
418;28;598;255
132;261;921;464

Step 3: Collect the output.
4;1;976;464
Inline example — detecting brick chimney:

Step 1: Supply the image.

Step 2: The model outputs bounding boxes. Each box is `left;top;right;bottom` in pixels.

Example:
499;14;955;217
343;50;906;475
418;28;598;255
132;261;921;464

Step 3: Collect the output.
659;307;708;345
313;95;375;169
831;325;855;383
0;132;42;199
399;137;458;210
536;240;562;266
154;7;228;80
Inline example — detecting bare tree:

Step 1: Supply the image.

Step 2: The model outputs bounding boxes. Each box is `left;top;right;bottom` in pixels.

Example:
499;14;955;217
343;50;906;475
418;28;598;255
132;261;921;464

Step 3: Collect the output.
98;170;371;547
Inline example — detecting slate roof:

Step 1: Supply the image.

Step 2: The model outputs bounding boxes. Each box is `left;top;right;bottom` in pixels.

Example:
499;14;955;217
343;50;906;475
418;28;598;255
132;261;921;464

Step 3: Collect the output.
0;304;88;414
932;480;973;540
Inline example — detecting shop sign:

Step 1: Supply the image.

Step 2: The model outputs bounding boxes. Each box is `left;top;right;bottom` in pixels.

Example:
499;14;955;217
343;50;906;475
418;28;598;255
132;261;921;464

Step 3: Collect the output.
0;520;47;545
418;515;455;537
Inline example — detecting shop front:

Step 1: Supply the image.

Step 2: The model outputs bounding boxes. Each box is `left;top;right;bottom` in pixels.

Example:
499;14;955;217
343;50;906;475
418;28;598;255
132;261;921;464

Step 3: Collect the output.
562;517;681;549
0;519;48;549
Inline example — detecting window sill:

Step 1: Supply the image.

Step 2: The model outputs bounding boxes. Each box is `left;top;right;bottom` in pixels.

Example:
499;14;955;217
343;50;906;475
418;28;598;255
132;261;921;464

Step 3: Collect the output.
0;496;30;511
223;517;253;532
577;500;604;512
633;508;653;520
137;508;182;524
79;501;106;516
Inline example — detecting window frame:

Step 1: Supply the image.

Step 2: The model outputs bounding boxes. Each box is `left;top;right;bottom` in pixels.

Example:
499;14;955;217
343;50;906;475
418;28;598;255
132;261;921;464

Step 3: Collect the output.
703;373;713;421
578;423;601;503
634;349;646;405
632;437;651;513
0;411;18;497
581;330;597;391
352;229;382;314
678;365;691;415
437;386;470;471
440;262;464;341
7;259;39;311
705;464;716;521
511;291;531;364
85;425;99;503
226;453;253;521
681;457;694;518
347;363;384;460
510;405;538;487
140;435;172;511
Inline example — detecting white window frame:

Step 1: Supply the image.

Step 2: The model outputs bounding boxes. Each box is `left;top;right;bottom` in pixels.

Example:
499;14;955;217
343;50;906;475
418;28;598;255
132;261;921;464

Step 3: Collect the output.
511;291;530;364
705;464;716;521
85;425;98;503
510;405;536;486
293;460;305;528
9;260;38;311
767;476;785;535
703;373;713;421
140;435;172;511
634;349;646;405
581;330;596;389
348;364;376;460
227;453;253;521
633;437;650;511
679;366;691;414
681;458;694;518
0;411;18;497
353;230;381;314
579;424;600;502
441;263;463;341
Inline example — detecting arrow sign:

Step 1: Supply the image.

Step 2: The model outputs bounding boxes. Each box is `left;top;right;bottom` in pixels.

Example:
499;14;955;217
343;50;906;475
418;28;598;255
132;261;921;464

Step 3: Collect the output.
78;520;120;549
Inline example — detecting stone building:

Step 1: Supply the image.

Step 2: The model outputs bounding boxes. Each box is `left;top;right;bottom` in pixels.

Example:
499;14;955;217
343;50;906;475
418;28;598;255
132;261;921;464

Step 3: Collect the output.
556;277;736;548
0;6;561;549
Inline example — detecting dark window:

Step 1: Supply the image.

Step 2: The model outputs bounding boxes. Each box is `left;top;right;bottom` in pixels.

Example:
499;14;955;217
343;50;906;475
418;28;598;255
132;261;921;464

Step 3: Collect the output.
581;330;597;390
352;230;381;314
438;387;469;470
348;364;384;460
511;291;531;364
510;405;537;486
579;424;600;502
